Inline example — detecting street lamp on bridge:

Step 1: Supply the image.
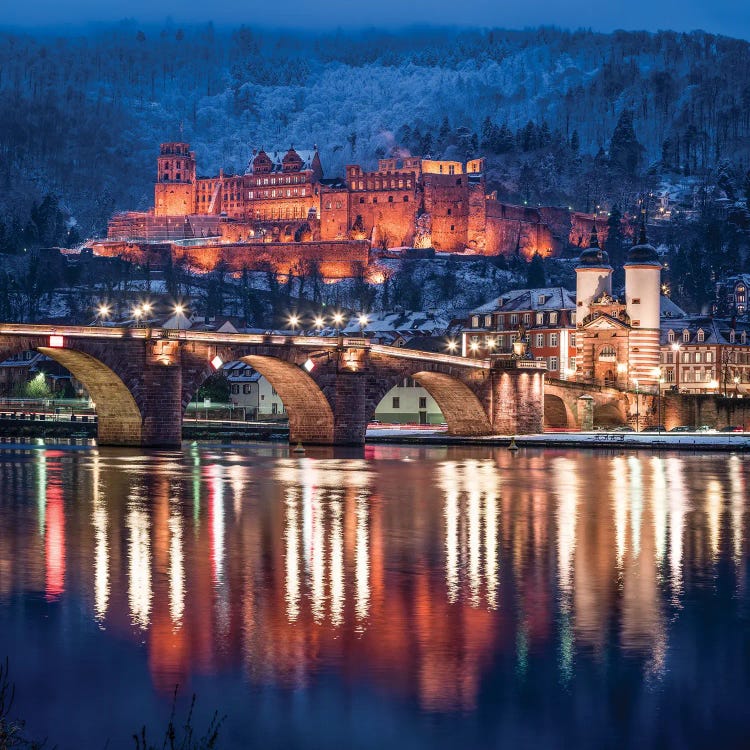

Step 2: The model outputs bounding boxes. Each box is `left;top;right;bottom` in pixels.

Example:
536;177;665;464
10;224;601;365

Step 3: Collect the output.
96;303;111;326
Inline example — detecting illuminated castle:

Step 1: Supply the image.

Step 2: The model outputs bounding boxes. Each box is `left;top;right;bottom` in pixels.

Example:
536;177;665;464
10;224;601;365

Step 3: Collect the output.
105;141;576;259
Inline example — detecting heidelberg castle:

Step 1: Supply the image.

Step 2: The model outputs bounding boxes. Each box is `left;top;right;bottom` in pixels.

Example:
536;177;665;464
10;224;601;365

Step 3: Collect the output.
98;142;601;279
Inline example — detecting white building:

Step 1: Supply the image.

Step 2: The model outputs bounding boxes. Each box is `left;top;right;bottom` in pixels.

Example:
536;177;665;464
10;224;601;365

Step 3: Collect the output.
222;361;285;418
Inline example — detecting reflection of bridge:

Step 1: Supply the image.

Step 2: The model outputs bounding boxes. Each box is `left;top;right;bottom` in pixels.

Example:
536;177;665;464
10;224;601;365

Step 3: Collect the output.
0;324;545;447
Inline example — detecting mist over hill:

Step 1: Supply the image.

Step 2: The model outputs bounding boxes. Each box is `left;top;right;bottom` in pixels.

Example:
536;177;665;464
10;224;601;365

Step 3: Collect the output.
1;23;750;237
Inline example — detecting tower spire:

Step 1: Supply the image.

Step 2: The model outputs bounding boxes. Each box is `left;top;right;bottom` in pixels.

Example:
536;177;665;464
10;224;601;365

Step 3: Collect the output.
638;214;647;245
589;221;599;248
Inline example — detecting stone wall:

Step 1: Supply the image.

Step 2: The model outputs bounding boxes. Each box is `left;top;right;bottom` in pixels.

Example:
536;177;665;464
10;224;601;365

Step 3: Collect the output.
93;239;370;280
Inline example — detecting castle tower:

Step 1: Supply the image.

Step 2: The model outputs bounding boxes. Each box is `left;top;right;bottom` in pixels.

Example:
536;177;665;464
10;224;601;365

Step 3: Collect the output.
575;224;613;324
624;221;662;389
154;142;196;217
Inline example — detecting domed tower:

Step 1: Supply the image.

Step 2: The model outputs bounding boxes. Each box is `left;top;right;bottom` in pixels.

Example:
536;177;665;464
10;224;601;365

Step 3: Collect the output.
624;220;662;388
154;142;196;217
575;223;613;324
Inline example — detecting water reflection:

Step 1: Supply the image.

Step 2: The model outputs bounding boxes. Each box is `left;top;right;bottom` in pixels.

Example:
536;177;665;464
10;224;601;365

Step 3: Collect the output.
0;445;748;746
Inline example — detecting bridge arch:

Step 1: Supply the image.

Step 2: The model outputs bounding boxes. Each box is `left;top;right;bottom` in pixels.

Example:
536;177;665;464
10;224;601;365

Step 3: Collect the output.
367;368;491;437
239;355;335;444
33;346;143;444
544;393;574;429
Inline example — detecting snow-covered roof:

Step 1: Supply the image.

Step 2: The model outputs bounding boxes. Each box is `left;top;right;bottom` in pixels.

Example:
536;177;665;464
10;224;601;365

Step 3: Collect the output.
471;287;576;314
660;317;750;345
340;310;450;336
660;295;688;318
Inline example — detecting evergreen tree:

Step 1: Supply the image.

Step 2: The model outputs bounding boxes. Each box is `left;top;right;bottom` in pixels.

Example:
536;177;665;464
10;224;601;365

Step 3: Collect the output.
526;253;546;288
608;109;644;175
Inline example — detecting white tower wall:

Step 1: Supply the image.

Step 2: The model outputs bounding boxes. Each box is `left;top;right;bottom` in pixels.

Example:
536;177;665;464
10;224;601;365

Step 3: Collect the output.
575;267;612;323
625;264;661;388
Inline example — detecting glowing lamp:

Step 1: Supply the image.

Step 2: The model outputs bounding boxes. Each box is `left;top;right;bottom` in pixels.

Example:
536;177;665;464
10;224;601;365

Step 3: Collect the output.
303;358;315;373
446;339;458;353
358;314;369;327
314;316;325;329
49;335;64;348
211;355;223;370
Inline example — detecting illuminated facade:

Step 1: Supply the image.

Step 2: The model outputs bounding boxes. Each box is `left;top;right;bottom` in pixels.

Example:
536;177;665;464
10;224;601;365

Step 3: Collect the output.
461;287;577;379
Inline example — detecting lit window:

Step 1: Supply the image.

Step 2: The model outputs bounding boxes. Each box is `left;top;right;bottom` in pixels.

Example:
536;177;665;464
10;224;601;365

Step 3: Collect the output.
697;329;705;342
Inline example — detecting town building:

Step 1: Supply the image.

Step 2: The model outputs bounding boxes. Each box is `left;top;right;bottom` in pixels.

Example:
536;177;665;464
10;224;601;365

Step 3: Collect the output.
659;318;750;395
222;361;286;418
715;274;750;317
460;287;577;379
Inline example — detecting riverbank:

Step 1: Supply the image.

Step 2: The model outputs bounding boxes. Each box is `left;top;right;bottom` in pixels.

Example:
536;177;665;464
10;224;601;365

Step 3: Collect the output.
365;428;750;451
1;420;748;451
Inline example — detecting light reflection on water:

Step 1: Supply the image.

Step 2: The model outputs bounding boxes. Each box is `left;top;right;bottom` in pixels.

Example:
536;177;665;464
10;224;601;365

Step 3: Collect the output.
0;443;748;749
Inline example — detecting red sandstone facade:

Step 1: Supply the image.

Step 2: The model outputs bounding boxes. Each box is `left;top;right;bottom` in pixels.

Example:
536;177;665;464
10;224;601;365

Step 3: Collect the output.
106;143;585;266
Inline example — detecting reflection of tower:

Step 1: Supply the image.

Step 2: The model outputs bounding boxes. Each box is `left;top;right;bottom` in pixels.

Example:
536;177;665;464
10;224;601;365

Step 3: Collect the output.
624;222;662;388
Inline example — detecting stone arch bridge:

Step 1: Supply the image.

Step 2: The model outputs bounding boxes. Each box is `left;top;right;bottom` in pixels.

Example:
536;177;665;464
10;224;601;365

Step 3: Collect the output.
545;378;656;430
0;324;546;447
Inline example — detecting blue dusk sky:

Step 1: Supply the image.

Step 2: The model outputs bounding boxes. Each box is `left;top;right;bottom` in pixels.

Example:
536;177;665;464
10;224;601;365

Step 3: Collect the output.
7;0;750;39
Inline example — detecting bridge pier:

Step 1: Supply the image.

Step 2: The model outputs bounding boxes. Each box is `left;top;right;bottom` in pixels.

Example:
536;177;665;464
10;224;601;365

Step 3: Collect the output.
489;364;545;435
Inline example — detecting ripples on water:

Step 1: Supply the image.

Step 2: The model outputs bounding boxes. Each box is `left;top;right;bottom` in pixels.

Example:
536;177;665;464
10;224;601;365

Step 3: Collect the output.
0;442;748;749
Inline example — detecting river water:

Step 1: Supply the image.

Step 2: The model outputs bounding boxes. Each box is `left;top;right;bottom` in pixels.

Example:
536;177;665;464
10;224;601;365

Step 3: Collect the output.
0;441;748;749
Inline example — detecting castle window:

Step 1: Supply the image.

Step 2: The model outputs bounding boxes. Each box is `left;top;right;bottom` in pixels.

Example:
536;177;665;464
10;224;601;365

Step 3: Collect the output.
550;333;558;347
447;209;452;216
358;181;364;190
398;180;403;188
536;313;544;325
632;298;641;304
523;313;531;324
633;320;640;327
392;397;400;409
697;329;705;342
360;197;365;204
510;314;518;325
325;201;332;210
450;225;455;231
683;330;690;342
163;173;168;181
449;165;455;175
535;333;544;347
550;312;558;324
570;334;576;347
706;352;713;363
336;201;342;209
471;316;479;328
456;178;462;186
743;332;747;344
403;196;409;202
439;165;444;174
484;315;492;327
406;180;411;188
373;197;378;204
548;356;558;371
176;173;180;180
695;352;702;364
668;330;675;342
730;330;736;343
388;196;394;203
